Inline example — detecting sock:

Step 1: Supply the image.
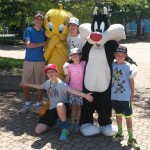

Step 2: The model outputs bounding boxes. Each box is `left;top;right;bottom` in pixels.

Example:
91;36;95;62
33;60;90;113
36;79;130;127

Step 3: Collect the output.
118;125;123;136
36;102;42;106
25;101;31;106
128;128;133;140
61;121;68;129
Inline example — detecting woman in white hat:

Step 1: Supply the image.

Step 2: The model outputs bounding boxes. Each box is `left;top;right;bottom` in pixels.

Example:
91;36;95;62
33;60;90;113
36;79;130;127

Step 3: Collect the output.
67;17;85;54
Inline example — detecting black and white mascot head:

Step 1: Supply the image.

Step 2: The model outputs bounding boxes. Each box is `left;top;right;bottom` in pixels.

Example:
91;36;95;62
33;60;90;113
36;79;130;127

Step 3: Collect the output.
79;6;126;136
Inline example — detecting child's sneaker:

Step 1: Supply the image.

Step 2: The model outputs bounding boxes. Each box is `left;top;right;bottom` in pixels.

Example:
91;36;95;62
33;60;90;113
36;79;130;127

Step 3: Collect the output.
68;123;75;131
112;133;124;142
59;129;69;141
19;105;30;114
74;124;80;132
128;138;140;149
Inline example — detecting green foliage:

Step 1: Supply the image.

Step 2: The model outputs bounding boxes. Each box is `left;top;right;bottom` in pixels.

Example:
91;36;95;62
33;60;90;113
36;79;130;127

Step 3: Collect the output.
0;36;23;45
0;0;55;37
64;0;95;23
0;57;23;70
0;0;150;37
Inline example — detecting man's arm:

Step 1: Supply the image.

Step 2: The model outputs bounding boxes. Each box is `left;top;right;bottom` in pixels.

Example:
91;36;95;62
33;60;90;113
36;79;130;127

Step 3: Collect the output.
25;40;46;48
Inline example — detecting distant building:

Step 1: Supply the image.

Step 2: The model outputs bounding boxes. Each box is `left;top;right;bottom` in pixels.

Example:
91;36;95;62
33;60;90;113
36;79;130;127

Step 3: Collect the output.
127;19;150;39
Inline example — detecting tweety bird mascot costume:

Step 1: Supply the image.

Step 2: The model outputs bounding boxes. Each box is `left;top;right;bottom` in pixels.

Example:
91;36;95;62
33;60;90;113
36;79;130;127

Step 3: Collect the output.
44;3;73;80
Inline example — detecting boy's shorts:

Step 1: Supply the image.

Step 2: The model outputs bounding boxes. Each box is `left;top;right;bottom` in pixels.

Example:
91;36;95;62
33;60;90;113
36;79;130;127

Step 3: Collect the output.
39;103;70;127
112;100;132;117
21;61;45;84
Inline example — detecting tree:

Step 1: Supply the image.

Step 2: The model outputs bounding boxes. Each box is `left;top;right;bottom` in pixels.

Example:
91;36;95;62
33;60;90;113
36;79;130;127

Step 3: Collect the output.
111;0;150;39
0;0;55;37
0;0;150;39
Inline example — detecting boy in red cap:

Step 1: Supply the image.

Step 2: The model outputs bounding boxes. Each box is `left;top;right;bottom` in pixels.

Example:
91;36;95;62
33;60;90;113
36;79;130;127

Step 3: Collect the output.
21;64;93;141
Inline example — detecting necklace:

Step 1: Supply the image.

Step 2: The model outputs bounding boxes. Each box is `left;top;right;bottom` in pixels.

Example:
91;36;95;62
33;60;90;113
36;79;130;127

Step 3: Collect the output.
50;81;58;89
49;78;59;97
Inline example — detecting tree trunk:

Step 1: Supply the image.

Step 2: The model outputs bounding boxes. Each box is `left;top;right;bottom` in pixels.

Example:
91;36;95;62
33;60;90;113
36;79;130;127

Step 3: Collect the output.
136;20;141;40
18;12;27;38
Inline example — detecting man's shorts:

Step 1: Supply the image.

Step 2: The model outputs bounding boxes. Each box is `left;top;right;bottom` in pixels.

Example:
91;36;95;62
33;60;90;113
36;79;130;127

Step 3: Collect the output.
39;103;70;127
112;100;132;117
21;61;45;84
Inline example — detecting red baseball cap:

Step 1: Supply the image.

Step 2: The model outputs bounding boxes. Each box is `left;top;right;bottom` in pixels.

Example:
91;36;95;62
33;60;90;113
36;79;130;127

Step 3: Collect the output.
44;64;58;73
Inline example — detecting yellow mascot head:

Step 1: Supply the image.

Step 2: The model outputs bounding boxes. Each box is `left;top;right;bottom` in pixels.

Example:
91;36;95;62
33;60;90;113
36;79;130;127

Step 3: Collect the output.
44;4;73;80
44;7;72;41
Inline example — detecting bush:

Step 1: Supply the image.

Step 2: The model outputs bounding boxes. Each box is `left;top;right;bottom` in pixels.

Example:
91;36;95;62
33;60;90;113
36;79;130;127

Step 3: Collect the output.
0;57;23;70
0;36;24;45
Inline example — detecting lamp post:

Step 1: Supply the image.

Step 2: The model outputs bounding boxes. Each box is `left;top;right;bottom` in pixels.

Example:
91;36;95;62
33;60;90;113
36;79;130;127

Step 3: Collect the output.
136;10;142;39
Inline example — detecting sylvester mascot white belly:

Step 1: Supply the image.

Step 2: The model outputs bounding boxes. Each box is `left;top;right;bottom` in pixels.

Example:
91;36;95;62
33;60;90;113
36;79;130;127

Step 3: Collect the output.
79;6;136;136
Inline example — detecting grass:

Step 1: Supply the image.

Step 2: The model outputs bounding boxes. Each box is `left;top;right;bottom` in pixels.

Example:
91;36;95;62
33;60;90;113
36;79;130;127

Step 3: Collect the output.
0;57;23;70
0;35;24;45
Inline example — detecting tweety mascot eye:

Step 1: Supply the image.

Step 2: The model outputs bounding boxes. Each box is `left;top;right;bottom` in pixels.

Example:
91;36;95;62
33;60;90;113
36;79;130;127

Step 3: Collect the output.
48;22;53;31
59;24;64;33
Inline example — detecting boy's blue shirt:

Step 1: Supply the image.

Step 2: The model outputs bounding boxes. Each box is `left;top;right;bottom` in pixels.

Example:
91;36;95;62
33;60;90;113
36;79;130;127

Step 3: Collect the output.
111;61;132;101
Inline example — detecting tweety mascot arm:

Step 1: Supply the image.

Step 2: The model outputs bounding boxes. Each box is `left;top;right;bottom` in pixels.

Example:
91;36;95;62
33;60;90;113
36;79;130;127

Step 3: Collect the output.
56;39;68;58
44;34;59;61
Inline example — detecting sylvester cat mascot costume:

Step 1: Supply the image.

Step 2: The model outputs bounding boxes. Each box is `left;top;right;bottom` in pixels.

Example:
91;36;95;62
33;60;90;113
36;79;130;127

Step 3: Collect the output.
79;6;136;136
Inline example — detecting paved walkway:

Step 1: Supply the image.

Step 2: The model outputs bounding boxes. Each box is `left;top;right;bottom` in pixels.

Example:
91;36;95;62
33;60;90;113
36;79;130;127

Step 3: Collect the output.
0;42;150;150
0;45;25;59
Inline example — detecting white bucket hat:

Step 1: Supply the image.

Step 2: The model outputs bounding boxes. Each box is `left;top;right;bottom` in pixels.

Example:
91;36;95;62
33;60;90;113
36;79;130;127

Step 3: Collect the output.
69;47;81;56
69;17;79;26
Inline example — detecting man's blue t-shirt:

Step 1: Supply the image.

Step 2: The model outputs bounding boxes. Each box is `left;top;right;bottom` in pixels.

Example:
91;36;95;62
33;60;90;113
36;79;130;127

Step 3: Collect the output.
23;27;46;62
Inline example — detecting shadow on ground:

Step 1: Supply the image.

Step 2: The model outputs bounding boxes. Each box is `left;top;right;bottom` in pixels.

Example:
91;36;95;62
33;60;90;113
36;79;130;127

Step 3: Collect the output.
0;89;148;150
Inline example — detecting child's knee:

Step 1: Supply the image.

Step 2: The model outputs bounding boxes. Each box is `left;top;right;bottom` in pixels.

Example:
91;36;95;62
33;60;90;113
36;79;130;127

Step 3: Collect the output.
35;124;47;134
57;102;64;107
35;126;42;134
